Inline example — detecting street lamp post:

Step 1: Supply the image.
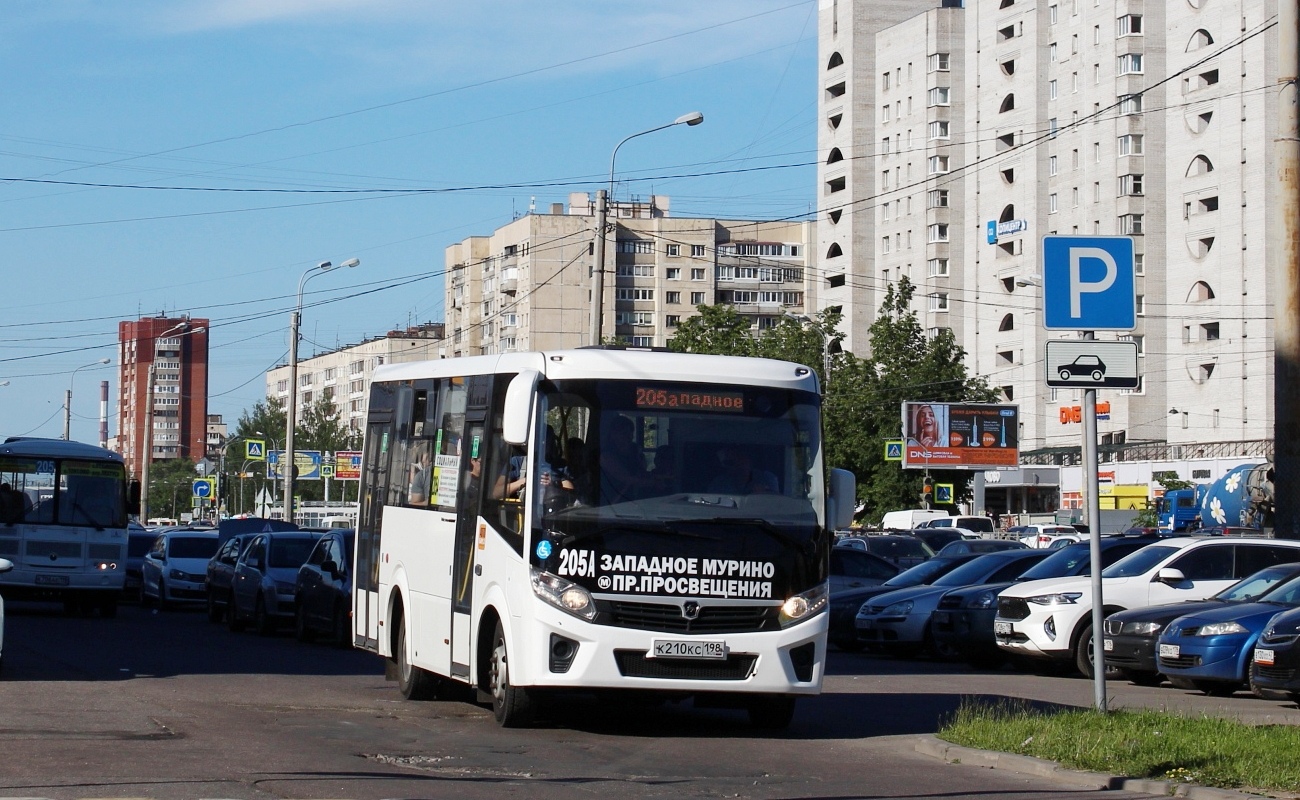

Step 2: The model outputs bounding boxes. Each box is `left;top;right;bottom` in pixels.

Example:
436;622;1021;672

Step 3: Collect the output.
63;358;111;441
285;258;359;523
590;112;704;345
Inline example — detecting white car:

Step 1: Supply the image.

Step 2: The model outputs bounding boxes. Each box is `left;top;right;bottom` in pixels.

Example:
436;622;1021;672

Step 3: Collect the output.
141;531;221;610
993;536;1300;676
1018;525;1080;549
0;557;12;672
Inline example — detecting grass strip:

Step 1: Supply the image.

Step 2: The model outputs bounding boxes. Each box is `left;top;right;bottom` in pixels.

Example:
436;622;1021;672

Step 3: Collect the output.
938;697;1300;794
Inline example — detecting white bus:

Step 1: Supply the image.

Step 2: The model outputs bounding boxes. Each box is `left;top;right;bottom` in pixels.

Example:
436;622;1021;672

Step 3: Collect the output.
0;438;139;617
352;349;854;728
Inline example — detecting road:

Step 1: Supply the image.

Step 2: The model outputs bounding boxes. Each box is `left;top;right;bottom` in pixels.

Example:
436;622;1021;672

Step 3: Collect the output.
2;599;1292;800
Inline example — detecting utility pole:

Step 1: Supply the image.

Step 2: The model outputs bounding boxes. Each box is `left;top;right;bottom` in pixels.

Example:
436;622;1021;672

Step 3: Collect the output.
1274;1;1300;537
589;189;608;345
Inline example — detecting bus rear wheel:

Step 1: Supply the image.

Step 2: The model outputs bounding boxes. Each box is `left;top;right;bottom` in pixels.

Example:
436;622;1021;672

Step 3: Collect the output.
489;620;533;727
395;615;437;701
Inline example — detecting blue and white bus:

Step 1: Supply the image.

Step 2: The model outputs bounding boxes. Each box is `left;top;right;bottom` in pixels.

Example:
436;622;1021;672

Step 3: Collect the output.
0;438;139;616
352;348;854;728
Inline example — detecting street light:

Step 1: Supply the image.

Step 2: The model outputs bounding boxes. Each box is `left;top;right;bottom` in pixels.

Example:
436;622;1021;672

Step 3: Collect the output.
64;358;111;441
286;258;360;523
784;313;840;389
590;112;705;345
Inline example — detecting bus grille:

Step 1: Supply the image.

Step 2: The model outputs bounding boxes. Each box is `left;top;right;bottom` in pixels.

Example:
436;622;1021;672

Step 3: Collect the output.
613;649;758;680
601;600;775;633
26;541;81;559
88;544;124;560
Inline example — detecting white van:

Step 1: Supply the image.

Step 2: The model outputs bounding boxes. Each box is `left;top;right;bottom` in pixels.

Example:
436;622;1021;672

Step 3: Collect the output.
879;509;948;531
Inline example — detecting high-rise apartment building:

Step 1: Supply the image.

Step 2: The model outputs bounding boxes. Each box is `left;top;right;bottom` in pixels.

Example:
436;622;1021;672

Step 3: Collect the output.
445;194;814;356
818;0;1278;461
118;315;209;479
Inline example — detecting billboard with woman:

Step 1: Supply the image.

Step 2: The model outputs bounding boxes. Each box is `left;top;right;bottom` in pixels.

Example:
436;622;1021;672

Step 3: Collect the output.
901;402;1019;469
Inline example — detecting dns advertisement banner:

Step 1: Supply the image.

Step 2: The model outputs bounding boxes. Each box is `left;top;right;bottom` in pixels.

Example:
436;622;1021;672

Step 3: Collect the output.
900;402;1019;470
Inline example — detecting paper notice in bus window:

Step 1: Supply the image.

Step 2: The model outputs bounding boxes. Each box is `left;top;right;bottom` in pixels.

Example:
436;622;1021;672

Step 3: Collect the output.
62;462;123;478
434;454;461;506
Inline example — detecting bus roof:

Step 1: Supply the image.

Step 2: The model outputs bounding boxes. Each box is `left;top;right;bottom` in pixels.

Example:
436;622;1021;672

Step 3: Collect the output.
0;437;126;463
371;349;820;393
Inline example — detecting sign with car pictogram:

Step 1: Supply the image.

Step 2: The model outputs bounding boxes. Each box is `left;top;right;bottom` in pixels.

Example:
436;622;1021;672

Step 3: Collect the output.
1045;340;1140;389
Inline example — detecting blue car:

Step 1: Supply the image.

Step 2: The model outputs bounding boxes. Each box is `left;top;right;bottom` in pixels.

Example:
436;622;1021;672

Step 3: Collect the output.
1156;570;1300;695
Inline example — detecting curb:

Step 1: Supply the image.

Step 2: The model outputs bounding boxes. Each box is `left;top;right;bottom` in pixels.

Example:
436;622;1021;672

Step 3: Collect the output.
914;735;1273;800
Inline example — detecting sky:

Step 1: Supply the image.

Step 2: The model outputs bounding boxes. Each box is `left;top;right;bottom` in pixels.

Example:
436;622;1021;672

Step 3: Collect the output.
0;0;820;444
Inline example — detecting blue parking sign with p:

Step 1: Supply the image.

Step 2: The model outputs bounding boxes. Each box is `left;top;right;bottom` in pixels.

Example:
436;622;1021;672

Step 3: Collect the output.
1042;236;1135;331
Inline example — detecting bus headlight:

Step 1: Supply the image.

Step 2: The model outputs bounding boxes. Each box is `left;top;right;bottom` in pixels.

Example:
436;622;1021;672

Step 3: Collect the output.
531;568;597;621
779;583;828;628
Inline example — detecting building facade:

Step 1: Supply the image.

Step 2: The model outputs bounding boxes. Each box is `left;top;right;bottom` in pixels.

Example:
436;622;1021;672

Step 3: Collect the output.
117;315;209;479
818;0;1279;459
265;323;446;433
444;194;815;356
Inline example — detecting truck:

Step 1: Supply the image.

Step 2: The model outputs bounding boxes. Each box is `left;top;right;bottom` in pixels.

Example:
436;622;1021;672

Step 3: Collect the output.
1157;463;1274;533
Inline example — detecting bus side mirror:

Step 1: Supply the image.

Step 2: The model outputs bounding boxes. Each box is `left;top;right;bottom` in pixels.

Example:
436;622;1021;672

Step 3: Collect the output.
0;557;12;574
503;370;540;446
128;480;142;514
827;468;856;530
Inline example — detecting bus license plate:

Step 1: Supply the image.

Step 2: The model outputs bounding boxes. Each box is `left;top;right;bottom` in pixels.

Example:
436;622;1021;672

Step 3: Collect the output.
35;574;70;586
1255;649;1275;665
993;621;1012;636
651;640;727;660
1159;643;1180;659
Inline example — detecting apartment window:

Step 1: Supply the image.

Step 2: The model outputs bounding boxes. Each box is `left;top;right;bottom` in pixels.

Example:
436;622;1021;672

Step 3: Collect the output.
1134;253;1145;274
881;236;892;254
1135;295;1145;316
1049;79;1058;100
691;268;706;281
1119;214;1144;235
927;52;950;72
1072;148;1080;169
665;244;680;257
927;86;950;107
1049;155;1058;175
1071;34;1078;54
928;292;950;311
1049;118;1059;137
1118;134;1144;155
826;177;846;195
1118;54;1144;75
666;315;680;328
1050;43;1058;62
666;267;681;280
881;137;891;155
1118;94;1143;115
882;72;891;90
616;239;655;254
690;291;706;305
928;155;950;174
616;264;654;277
616;288;654;301
997;24;1017;42
665;291;680;305
1049;193;1059;213
690;244;706;257
1188;28;1214;50
629;336;653;348
927;223;950;242
881;105;891;123
927;257;949;276
1118;14;1143;36
1049;4;1059;23
1072;187;1079;207
1119;174;1144;196
927;189;949;208
1093;26;1100;46
928;120;950;140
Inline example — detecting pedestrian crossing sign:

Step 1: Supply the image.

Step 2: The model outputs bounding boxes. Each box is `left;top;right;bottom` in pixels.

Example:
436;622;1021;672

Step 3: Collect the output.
884;440;904;462
246;440;265;461
935;483;954;503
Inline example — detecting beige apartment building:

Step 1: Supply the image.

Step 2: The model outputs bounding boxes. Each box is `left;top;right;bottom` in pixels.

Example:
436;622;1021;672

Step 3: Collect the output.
818;0;1280;462
265;323;446;433
444;194;815;356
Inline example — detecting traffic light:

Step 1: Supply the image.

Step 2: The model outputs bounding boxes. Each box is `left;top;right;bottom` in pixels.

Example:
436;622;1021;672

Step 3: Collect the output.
921;478;934;508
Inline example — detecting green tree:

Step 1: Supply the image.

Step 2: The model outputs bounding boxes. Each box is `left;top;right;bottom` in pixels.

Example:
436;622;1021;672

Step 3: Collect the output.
146;457;199;521
230;395;360;506
667;304;758;357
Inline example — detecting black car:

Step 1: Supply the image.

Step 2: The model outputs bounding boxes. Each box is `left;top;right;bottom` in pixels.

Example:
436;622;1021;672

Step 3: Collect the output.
910;527;966;554
838;535;934;569
828;554;983;651
1103;562;1300;685
123;524;157;600
1251;604;1300;701
205;533;256;623
932;535;1162;668
1059;354;1106;381
294;529;355;645
935;539;1028;557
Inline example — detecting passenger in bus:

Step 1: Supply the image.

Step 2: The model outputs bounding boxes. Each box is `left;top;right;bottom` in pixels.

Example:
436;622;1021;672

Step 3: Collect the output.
407;447;432;507
538;429;576;511
708;446;778;495
598;415;652;504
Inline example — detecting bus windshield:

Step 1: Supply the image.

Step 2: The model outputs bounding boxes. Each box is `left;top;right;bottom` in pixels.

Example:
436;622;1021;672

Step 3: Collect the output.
0;456;127;529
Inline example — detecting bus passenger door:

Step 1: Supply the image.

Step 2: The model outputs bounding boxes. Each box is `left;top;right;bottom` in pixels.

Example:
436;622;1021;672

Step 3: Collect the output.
354;386;394;652
450;377;492;679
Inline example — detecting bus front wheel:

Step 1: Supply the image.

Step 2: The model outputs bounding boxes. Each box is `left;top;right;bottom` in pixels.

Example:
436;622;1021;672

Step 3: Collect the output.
489;620;534;727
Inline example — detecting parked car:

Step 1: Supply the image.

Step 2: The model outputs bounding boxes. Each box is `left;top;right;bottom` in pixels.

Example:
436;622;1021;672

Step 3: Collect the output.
123;521;156;600
910;527;966;553
994;536;1300;676
1045;534;1084;549
830;546;900;593
1250;605;1300;702
1103;562;1300;685
205;533;257;623
1155;569;1300;695
828;554;984;651
854;549;1052;657
838;535;934;569
927;516;996;537
935;535;1163;668
1018;525;1080;548
0;557;12;672
935;539;1028;557
228;531;322;635
294;529;355;644
141;530;221;609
